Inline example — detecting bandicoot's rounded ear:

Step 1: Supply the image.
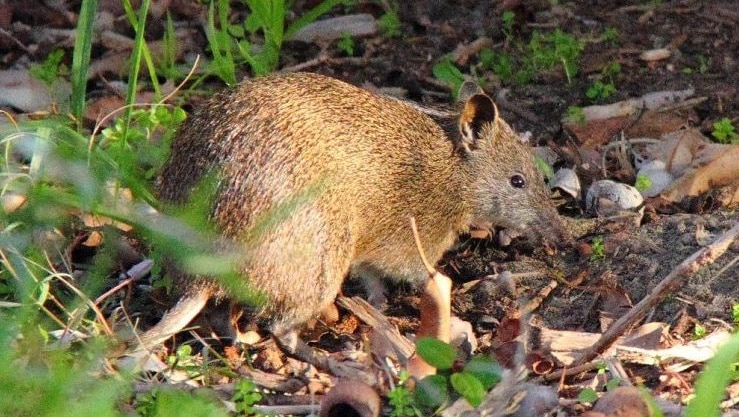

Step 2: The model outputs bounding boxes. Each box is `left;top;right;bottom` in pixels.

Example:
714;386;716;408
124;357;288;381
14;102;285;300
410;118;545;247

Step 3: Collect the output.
458;80;484;103
457;93;498;153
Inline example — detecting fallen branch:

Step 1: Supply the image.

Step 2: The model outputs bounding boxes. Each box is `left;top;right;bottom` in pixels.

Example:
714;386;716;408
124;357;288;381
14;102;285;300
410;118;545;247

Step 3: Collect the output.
572;221;739;366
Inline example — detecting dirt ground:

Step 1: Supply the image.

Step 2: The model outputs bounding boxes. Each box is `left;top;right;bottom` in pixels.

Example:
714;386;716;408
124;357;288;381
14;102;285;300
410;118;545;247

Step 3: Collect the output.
293;0;739;359
5;0;739;414
273;0;739;410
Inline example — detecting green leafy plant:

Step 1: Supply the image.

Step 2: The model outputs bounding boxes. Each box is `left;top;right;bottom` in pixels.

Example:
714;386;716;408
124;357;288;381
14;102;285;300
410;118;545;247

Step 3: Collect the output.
711;117;739;144
578;387;599;403
501;10;515;41
413;338;502;409
337;32;356;56
528;29;583;84
586;61;621;101
566;106;586;124
692;323;707;340
137;389;229;417
30;49;67;87
601;27;620;44
591;236;606;261
387;371;420;417
479;48;515;83
682;55;709;75
232;379;264;415
378;9;402;38
732;303;739;325
206;0;348;82
432;58;466;98
586;80;616;101
635;174;652;193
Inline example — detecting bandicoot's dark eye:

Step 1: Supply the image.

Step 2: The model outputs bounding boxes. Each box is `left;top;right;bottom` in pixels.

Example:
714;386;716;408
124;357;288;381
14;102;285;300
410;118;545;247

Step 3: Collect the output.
510;174;526;188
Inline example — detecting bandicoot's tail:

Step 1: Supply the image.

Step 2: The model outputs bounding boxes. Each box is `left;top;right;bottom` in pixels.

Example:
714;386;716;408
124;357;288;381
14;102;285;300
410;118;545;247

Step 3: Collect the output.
130;286;211;351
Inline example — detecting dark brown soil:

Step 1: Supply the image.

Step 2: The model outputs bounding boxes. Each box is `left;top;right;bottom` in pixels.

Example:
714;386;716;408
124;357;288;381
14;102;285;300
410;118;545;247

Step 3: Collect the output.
5;0;739;412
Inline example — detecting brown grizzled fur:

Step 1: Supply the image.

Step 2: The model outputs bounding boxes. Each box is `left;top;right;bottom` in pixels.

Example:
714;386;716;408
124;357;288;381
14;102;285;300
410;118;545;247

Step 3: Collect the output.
143;72;569;352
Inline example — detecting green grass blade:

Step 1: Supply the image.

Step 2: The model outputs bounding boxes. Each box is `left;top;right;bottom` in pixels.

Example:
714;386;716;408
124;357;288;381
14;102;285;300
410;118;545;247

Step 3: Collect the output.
70;0;98;128
119;0;151;147
685;332;739;417
121;0;162;99
205;0;236;84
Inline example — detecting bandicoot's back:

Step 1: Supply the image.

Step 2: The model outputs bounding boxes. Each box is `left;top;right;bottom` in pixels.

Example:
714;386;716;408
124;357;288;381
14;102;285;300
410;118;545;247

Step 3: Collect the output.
156;72;567;337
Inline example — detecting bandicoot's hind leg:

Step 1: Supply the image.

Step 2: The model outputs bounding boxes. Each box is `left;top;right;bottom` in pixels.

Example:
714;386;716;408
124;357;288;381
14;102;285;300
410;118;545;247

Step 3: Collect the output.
131;285;212;351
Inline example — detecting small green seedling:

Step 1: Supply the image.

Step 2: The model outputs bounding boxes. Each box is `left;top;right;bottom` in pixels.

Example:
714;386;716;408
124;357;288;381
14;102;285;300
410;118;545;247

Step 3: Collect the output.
413;338;502;409
634;174;652;193
590;236;606;261
378;9;402;38
501;10;515;41
528;29;583;84
601;27;620;44
232;379;264;415
587;61;621;101
732;303;739;325
586;80;616;101
387;371;420;417
337;32;355;56
692;323;707;340
711;117;739;144
566;106;586;124
578;387;599;403
479;48;515;83
30;49;67;87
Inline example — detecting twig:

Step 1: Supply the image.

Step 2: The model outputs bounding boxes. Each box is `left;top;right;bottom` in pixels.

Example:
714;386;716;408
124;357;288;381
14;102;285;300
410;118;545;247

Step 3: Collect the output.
0;28;31;53
409;216;436;275
571;221;739;366
94;259;153;306
541;359;603;382
518;279;558;317
253;404;320;415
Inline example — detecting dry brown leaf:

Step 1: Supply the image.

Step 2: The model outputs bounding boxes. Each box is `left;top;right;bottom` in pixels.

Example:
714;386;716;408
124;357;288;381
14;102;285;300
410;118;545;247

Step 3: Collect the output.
661;142;739;205
625;109;695;139
641;129;739;206
645;129;709;176
564;116;630;150
84;95;125;125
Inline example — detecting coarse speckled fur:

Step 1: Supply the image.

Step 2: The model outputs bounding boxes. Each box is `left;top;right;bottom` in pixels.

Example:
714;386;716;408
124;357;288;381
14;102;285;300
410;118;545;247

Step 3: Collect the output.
149;72;568;344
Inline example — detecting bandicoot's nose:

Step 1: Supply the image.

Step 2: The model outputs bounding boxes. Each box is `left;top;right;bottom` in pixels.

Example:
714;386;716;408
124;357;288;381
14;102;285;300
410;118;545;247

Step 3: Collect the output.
528;210;574;248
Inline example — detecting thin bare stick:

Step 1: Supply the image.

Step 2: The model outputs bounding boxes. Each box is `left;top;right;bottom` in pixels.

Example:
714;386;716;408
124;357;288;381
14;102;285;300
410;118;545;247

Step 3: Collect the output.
572;221;739;366
409;216;436;275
